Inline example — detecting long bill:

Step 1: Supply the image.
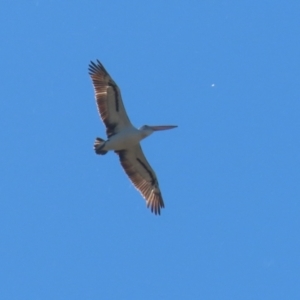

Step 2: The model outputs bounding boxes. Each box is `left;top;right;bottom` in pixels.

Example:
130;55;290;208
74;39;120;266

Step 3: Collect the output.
148;125;178;131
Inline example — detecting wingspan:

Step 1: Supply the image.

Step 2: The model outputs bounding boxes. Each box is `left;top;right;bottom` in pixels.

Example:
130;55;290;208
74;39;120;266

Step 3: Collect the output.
116;145;165;215
88;60;132;137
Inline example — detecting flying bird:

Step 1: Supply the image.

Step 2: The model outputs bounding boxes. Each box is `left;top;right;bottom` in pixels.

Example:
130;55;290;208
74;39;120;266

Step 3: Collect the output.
88;60;177;215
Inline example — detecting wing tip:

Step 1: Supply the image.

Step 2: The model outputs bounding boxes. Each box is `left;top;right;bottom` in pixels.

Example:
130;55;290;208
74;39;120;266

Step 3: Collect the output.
147;193;165;216
88;59;108;76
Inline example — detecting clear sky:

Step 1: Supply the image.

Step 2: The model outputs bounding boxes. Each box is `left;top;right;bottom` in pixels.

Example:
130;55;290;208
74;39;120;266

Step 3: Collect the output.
1;1;300;299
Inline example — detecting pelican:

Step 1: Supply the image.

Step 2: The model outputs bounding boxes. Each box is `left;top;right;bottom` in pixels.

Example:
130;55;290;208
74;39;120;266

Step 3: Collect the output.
88;60;177;215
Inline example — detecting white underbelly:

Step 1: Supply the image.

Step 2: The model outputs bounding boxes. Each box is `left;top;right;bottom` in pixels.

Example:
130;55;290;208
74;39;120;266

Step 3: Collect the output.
104;129;141;151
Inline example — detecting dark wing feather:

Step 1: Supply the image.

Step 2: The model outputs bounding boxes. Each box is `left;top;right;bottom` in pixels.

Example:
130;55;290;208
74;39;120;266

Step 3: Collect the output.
116;145;164;215
88;60;132;137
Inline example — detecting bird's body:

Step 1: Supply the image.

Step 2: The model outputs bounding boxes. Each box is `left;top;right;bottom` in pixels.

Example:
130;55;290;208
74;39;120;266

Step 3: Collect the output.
88;60;177;215
99;126;142;151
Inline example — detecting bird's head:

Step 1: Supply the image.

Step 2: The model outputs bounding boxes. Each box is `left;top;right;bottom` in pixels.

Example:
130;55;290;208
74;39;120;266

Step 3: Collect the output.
139;125;178;139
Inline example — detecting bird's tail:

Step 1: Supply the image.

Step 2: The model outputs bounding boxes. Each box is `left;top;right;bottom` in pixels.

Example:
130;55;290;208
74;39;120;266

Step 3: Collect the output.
94;137;108;155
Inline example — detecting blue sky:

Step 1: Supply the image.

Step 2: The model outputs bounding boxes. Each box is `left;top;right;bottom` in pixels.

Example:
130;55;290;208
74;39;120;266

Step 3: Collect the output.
1;1;300;299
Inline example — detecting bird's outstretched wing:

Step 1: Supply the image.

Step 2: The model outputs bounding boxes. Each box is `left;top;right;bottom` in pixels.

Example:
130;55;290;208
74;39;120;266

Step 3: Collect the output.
89;60;132;137
116;145;164;215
